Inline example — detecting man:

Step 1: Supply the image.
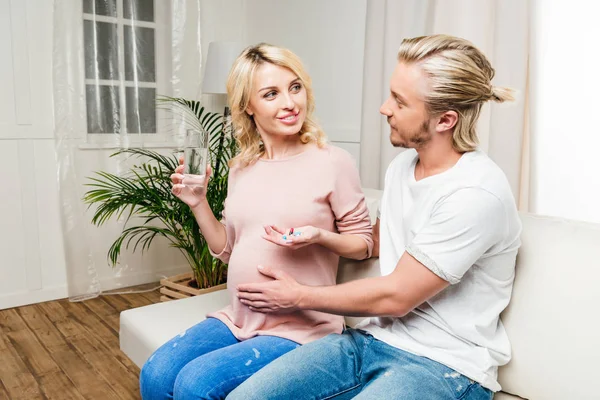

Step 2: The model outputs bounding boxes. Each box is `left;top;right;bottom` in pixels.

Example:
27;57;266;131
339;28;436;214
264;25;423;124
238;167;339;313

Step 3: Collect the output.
229;34;521;399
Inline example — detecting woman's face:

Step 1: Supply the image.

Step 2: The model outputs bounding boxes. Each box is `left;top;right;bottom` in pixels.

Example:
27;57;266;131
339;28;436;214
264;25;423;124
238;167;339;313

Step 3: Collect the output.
245;62;307;138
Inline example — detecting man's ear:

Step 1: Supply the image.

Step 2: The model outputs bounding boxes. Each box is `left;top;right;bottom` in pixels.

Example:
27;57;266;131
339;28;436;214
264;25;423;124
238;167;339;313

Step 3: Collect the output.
436;110;458;133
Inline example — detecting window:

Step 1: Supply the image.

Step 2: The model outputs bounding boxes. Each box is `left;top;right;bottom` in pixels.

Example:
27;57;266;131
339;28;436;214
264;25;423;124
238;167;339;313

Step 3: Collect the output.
82;0;167;136
531;0;600;224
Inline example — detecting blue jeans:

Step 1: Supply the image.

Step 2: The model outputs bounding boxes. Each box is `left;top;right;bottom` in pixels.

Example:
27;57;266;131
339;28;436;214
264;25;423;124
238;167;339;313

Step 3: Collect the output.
139;317;300;400
227;329;493;400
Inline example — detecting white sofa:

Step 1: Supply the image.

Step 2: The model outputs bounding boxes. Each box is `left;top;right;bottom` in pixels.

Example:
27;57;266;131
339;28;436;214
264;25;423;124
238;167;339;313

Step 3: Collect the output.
120;189;600;399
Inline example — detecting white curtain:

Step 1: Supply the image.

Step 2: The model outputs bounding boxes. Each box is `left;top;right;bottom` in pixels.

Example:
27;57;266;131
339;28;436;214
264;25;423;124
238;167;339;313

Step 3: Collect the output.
53;0;202;300
359;0;530;204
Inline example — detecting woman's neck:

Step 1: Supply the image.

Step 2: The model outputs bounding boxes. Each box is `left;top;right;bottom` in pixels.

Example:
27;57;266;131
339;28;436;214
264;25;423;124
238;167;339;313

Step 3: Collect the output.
261;134;305;160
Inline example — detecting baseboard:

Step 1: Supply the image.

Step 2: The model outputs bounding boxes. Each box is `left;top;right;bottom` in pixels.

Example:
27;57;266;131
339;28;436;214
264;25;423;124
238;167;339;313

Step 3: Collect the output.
0;285;69;310
0;265;191;310
97;265;191;292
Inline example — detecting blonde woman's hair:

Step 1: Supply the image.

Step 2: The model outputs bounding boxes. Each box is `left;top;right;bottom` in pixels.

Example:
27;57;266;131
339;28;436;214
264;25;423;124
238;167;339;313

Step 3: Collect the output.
226;43;327;168
397;34;514;152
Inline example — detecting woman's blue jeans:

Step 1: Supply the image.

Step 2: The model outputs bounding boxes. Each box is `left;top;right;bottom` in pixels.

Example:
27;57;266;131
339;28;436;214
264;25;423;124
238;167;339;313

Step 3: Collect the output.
139;317;299;400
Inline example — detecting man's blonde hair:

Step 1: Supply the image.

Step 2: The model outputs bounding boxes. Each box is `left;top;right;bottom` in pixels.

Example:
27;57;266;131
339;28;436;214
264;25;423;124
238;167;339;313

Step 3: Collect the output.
398;34;514;152
226;43;326;168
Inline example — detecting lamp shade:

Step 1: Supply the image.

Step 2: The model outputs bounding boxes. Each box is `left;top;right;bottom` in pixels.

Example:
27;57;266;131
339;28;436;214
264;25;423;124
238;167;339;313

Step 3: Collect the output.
202;42;243;94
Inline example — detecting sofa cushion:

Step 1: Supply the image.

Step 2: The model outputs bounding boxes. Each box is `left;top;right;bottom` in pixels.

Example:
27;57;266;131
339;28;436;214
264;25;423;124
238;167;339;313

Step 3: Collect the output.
498;214;600;399
120;289;230;368
494;392;525;400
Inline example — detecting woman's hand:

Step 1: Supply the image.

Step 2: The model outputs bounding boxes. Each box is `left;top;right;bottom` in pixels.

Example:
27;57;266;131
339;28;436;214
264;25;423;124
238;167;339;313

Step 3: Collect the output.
262;225;321;249
170;157;212;209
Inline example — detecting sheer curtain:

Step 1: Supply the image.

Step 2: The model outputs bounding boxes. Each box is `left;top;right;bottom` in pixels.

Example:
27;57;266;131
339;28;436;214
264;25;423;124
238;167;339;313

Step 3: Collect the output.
53;0;202;300
359;0;530;204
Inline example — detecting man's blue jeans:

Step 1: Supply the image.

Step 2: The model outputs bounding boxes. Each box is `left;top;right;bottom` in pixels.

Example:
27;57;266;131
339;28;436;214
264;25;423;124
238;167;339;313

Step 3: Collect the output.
139;317;299;400
228;328;494;399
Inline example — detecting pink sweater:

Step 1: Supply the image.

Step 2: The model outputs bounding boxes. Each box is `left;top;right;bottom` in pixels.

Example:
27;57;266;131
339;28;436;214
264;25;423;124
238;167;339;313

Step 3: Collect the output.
207;144;373;344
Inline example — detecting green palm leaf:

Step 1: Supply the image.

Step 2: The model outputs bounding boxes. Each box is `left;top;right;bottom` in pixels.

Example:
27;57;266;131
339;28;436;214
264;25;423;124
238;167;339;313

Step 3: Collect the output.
84;97;237;289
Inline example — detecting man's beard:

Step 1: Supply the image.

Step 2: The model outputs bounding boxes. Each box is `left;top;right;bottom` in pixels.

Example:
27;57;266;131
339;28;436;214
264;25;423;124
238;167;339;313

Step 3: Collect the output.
390;119;432;149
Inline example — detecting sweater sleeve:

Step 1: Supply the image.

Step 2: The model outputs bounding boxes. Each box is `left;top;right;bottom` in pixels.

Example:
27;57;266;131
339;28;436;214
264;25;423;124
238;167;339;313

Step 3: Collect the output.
328;148;374;257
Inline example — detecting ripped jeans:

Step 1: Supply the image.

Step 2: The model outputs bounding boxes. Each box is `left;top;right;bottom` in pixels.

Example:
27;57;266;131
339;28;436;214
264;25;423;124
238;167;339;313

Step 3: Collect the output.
139;317;299;400
228;328;494;400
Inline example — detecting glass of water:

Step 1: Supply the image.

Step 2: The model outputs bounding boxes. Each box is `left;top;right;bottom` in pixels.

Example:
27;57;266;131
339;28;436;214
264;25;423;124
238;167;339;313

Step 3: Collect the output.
182;128;209;189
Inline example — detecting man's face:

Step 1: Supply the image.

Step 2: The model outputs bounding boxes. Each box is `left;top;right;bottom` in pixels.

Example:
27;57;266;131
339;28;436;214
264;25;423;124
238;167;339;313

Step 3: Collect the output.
380;62;432;148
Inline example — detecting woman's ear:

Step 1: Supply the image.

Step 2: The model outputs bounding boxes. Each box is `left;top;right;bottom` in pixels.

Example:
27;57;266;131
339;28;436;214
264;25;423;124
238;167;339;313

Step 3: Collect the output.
246;106;254;116
435;110;458;133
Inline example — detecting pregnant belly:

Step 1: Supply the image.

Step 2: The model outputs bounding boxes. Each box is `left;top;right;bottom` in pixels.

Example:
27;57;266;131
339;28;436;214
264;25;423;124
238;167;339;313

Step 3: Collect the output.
212;241;342;341
225;241;337;289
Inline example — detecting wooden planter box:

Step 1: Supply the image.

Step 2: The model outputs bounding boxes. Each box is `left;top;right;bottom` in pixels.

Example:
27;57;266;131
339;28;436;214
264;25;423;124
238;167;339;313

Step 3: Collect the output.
159;272;227;302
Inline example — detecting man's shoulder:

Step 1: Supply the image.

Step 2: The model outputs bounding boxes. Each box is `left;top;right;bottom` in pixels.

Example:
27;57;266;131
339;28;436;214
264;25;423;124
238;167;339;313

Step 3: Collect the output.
454;151;514;201
443;152;521;238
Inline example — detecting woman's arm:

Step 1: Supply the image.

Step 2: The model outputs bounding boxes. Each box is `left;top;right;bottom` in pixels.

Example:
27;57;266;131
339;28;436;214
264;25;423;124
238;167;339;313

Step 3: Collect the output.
325;147;374;259
190;200;228;255
171;163;228;256
262;148;373;259
315;229;370;260
262;224;370;260
315;217;380;260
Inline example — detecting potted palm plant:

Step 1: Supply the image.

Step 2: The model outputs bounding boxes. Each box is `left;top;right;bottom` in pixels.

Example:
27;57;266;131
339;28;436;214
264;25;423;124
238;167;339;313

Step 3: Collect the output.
83;97;237;300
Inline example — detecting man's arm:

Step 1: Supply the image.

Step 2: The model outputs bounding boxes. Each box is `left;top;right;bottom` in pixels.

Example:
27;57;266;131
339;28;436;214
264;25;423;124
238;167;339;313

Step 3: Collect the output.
301;252;447;317
238;189;504;317
237;251;448;317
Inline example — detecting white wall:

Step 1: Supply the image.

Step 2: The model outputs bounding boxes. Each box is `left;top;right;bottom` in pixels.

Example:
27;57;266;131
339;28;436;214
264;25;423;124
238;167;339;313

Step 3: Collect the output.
0;0;68;308
199;0;368;165
530;0;600;223
0;0;190;309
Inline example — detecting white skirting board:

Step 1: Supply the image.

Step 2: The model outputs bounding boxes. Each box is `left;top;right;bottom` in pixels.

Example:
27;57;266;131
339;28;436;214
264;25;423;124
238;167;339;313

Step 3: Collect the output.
0;265;190;310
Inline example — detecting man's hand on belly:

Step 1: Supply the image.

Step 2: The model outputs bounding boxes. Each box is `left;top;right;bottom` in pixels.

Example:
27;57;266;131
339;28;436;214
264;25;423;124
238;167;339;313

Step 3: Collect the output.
237;265;307;313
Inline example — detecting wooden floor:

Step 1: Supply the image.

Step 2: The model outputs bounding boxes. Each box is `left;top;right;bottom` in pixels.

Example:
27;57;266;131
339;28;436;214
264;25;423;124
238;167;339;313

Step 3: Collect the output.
0;284;161;400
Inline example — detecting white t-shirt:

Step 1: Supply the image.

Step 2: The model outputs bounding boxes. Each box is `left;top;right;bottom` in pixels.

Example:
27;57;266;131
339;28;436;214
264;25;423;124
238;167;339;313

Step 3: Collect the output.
356;149;521;392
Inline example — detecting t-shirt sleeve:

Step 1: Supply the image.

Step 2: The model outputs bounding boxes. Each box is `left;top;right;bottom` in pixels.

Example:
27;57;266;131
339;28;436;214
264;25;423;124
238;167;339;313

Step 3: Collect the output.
405;188;507;284
329;149;374;257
